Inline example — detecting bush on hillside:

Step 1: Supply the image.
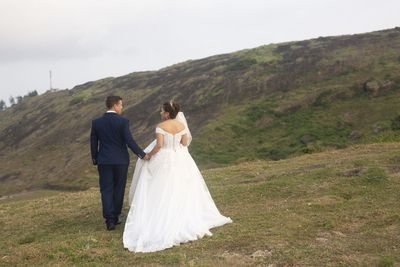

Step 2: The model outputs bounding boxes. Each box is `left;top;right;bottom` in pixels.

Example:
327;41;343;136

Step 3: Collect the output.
391;115;400;130
363;167;388;182
229;58;257;71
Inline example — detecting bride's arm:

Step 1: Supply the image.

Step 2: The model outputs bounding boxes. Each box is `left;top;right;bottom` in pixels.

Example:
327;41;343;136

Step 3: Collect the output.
180;133;188;146
147;133;163;157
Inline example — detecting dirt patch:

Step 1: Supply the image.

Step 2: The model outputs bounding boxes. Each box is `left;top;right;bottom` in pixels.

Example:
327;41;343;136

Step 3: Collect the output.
310;195;344;205
220;251;255;266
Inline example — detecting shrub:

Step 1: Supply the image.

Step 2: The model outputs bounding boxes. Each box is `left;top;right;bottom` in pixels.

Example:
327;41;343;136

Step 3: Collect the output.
256;146;292;160
229;58;257;71
391;115;400;130
363;167;387;182
378;256;394;267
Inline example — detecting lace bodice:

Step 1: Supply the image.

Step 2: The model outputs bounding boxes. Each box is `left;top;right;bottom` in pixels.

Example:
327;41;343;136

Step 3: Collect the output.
156;127;186;150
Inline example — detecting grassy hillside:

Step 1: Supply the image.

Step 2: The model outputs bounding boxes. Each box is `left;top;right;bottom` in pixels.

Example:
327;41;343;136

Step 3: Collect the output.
0;142;399;266
192;85;400;166
1;27;400;195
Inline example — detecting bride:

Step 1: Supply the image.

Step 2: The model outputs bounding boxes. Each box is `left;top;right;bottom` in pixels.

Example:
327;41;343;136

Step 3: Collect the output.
123;101;232;253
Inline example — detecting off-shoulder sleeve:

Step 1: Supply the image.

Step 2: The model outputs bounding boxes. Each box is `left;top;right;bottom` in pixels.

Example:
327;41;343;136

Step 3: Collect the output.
180;128;188;135
155;127;165;135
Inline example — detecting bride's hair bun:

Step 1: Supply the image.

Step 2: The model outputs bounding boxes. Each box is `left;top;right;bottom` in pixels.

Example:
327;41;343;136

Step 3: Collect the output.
163;101;180;119
172;102;180;113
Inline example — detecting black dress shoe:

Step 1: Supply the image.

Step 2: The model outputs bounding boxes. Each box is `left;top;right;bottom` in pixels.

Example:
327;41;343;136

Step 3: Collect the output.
106;222;116;230
115;215;123;225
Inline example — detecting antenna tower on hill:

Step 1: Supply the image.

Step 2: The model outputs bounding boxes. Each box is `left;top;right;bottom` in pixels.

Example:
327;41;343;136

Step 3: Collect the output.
49;70;53;90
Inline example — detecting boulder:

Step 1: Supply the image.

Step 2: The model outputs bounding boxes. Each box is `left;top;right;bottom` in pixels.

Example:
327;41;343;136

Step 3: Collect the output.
364;80;394;97
348;131;363;140
372;123;386;133
300;134;314;145
251;250;273;258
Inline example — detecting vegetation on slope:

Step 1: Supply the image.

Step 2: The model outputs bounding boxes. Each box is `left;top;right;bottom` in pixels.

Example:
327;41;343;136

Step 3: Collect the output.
1;27;400;195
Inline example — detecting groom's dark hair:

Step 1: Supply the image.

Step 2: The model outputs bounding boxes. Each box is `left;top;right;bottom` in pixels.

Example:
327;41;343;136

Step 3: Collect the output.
106;95;122;109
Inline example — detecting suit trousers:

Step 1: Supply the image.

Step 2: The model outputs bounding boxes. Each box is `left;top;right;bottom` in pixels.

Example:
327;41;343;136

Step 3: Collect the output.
97;164;129;223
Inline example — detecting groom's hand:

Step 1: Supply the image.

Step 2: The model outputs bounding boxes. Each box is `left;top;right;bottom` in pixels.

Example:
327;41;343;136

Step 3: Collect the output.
143;154;151;160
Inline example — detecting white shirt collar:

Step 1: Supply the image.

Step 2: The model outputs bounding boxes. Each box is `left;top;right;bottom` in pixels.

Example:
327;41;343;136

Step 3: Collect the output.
106;110;117;113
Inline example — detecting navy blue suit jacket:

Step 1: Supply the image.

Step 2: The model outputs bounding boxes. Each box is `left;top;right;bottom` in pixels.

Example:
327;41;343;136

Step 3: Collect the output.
90;112;146;165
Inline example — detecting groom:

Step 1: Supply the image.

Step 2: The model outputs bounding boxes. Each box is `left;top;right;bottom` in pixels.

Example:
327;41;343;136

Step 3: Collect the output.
90;95;150;230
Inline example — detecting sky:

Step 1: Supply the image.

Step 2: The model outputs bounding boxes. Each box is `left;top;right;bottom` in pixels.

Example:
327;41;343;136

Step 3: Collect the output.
0;0;399;104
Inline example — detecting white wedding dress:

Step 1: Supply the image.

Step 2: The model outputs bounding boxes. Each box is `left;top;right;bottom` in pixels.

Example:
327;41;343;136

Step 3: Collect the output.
123;113;232;253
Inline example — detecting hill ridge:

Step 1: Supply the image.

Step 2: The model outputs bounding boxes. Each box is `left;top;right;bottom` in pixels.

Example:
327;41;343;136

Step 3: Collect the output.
1;27;400;196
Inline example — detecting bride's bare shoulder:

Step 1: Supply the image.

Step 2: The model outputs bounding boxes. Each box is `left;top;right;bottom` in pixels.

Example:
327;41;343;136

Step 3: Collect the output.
174;121;185;131
157;120;184;132
168;120;184;130
157;121;168;128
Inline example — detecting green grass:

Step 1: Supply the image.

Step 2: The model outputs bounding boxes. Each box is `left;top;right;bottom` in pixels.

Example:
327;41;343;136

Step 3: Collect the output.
1;142;399;266
191;74;400;168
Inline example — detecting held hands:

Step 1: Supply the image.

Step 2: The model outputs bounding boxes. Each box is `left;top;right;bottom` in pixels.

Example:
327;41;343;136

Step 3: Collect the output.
143;154;151;160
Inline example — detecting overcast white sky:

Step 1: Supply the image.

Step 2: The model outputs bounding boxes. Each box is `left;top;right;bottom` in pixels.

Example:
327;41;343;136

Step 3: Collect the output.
0;0;399;104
